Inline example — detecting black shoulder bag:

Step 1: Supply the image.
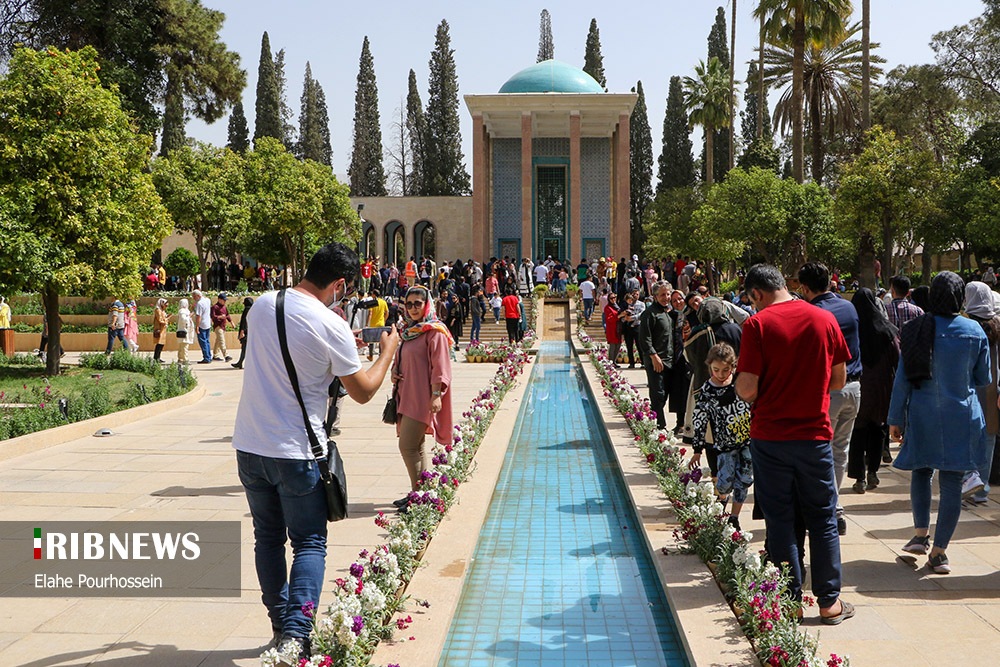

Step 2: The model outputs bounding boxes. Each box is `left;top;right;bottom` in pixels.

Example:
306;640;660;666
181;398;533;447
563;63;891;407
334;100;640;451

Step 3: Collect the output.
276;290;348;522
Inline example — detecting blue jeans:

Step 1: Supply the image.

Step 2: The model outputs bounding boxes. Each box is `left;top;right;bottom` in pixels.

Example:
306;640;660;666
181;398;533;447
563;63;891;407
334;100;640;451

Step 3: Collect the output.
470;315;481;342
582;298;594;320
105;328;127;354
750;438;842;608
911;468;963;550
973;434;997;502
197;328;212;361
237;450;328;639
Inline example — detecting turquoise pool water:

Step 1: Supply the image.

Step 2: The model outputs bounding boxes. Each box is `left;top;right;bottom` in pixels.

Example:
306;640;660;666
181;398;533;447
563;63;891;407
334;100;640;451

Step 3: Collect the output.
439;341;688;666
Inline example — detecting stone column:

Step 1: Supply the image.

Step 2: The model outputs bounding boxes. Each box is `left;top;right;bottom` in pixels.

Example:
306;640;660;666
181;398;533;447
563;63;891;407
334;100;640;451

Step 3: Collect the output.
614;112;631;260
521;112;533;261
472;113;486;262
569;111;582;263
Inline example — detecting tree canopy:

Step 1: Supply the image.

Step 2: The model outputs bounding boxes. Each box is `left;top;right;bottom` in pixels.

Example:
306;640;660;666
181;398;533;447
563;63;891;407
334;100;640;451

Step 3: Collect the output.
0;46;172;374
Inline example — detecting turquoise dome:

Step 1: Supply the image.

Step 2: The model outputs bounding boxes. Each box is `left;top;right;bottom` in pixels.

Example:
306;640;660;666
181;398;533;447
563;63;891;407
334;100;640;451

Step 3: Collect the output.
499;60;604;94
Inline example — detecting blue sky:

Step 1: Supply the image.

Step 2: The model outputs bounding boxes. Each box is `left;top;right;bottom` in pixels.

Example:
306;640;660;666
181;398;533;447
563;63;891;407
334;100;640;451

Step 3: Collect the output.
187;1;988;183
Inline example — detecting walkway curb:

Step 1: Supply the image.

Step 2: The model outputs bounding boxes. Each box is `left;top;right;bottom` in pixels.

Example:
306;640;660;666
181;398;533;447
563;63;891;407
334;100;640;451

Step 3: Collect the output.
0;384;206;463
577;346;760;667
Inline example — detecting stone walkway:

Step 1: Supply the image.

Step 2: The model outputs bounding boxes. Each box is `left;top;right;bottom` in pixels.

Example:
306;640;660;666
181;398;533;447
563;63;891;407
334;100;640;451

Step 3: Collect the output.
1;347;1000;666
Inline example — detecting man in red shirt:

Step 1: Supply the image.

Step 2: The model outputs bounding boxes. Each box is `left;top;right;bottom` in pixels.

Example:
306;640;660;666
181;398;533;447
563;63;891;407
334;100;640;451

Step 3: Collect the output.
735;264;855;626
501;289;521;343
360;257;374;295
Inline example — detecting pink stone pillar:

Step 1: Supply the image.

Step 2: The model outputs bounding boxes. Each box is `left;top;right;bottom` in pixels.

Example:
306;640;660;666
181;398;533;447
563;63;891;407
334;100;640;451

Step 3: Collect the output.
614;112;631;260
521;112;533;261
472;113;486;262
570;112;582;263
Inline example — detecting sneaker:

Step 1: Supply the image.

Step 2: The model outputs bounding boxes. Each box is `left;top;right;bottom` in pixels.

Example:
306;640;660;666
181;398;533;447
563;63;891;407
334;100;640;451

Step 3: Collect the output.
224;356;233;362
197;360;211;364
836;514;847;536
866;471;880;490
962;472;985;499
901;535;930;555
928;552;951;574
852;480;866;494
212;357;223;361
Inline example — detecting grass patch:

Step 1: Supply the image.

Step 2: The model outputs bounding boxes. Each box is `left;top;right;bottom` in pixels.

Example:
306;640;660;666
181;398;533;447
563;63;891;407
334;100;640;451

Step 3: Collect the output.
0;350;197;440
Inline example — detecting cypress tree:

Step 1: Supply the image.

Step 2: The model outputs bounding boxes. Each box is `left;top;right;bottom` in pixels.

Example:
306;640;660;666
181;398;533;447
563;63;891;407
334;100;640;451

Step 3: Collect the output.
297;63;332;165
253;31;282;145
424;20;470;196
406;69;427;195
657;76;695;192
160;72;186;156
629;81;653;254
537;9;554;62
737;61;779;172
704;7;731;181
349;36;387;196
273;49;296;151
583;19;606;89
227;100;250;154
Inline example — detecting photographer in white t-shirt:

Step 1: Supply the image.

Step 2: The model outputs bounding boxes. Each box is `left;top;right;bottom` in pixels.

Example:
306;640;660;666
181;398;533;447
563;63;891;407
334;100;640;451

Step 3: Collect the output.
232;242;398;658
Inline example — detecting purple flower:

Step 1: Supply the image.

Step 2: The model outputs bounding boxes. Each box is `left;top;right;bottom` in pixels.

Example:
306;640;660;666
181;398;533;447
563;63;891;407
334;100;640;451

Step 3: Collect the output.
351;615;364;636
301;601;315;618
349;562;364;579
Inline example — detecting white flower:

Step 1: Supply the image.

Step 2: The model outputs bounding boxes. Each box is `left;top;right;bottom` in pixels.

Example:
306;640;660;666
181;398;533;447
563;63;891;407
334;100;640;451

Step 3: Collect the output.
361;584;386;612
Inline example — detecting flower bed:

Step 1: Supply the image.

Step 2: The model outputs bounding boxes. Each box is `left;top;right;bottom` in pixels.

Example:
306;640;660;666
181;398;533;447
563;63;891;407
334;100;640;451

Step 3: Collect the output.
464;331;535;363
578;329;850;667
261;346;531;667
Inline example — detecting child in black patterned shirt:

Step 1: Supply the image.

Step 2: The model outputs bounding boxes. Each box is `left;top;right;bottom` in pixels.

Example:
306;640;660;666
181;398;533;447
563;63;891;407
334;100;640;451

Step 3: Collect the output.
688;342;754;530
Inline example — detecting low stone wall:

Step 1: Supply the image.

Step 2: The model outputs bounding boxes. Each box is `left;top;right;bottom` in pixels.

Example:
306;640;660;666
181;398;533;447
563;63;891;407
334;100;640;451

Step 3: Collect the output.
14;331;242;353
16;314;243;327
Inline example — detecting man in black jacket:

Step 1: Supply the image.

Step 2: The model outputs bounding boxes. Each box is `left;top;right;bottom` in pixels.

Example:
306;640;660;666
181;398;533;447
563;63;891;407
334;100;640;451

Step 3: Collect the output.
638;281;676;430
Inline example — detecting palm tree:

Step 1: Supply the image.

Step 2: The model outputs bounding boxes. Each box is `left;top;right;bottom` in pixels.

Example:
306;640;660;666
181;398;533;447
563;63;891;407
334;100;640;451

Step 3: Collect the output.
861;0;870;130
762;21;884;183
754;0;852;183
683;57;733;185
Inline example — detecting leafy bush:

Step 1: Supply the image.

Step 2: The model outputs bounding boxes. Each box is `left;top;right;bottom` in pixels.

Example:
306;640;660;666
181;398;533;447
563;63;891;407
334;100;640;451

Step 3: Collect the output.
718;278;740;295
164;247;200;280
0;351;43;366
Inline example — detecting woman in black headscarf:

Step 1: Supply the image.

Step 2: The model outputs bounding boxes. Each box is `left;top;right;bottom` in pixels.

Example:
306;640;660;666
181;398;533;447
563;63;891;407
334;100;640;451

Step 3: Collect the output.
847;288;899;493
231;297;254;369
888;272;992;574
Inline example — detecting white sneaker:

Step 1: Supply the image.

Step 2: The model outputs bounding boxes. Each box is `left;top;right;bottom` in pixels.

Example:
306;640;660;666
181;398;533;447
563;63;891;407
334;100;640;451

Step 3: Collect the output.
961;471;985;499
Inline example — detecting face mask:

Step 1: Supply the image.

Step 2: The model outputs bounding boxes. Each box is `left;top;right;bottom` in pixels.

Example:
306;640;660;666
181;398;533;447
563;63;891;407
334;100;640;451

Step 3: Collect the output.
327;280;345;309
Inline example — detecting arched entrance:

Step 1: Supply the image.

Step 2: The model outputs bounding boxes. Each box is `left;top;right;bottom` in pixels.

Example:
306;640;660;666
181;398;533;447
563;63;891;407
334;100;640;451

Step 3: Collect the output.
383;221;405;266
361;222;376;260
414;220;436;260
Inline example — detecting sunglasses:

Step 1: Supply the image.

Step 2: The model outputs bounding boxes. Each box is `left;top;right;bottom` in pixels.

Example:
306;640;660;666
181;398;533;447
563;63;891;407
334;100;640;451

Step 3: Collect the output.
404;301;425;309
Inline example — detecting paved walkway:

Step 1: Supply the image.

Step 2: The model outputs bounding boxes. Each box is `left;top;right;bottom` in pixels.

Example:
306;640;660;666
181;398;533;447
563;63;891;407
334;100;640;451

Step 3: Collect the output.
1;346;1000;666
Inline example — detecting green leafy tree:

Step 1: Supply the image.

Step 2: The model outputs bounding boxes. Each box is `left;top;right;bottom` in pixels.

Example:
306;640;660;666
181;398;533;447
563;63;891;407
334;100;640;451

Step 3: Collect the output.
164;247;200;283
1;0;245;137
0;47;172;375
151;142;248;287
227;99;250;154
657;76;696;192
683;57;733;185
738;61;779;172
754;0;852;183
835;126;944;287
873;64;964;165
423;20;470;196
406;69;427;195
241;138;359;280
706;7;731;180
630;81;654;255
763;21;884;183
643;186;707;258
583;19;606;89
297;62;332;165
932;15;1000;123
253;31;282;145
537;9;554;62
349;37;387;196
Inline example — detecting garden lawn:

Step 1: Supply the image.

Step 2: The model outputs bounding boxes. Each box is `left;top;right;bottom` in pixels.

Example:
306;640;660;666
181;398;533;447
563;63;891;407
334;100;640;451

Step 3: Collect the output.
0;364;157;406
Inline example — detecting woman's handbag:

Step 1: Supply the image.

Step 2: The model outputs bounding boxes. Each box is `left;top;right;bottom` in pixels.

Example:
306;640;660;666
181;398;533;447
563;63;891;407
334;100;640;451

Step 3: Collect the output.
276;290;348;522
175;330;187;338
381;386;398;425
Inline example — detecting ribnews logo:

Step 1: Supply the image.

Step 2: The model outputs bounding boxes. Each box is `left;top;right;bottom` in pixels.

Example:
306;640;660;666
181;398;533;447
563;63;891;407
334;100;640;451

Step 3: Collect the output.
31;525;201;561
1;521;241;598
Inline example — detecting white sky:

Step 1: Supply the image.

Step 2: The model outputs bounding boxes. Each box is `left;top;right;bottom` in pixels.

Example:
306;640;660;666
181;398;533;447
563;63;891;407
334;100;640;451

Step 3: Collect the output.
186;1;988;182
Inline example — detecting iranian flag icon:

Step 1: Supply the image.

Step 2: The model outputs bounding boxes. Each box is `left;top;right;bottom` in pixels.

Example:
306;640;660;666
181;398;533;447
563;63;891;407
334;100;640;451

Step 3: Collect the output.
34;527;41;560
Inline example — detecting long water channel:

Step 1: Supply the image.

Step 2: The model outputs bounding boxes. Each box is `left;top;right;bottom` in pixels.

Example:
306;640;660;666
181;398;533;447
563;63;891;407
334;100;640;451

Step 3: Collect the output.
439;341;688;666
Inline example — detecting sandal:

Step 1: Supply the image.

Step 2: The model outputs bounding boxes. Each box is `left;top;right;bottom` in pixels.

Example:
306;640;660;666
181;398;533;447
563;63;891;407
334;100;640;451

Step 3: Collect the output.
820;600;856;626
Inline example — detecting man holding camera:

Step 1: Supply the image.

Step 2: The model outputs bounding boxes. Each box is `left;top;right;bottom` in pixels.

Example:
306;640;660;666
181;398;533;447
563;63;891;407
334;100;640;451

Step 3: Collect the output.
232;243;398;660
